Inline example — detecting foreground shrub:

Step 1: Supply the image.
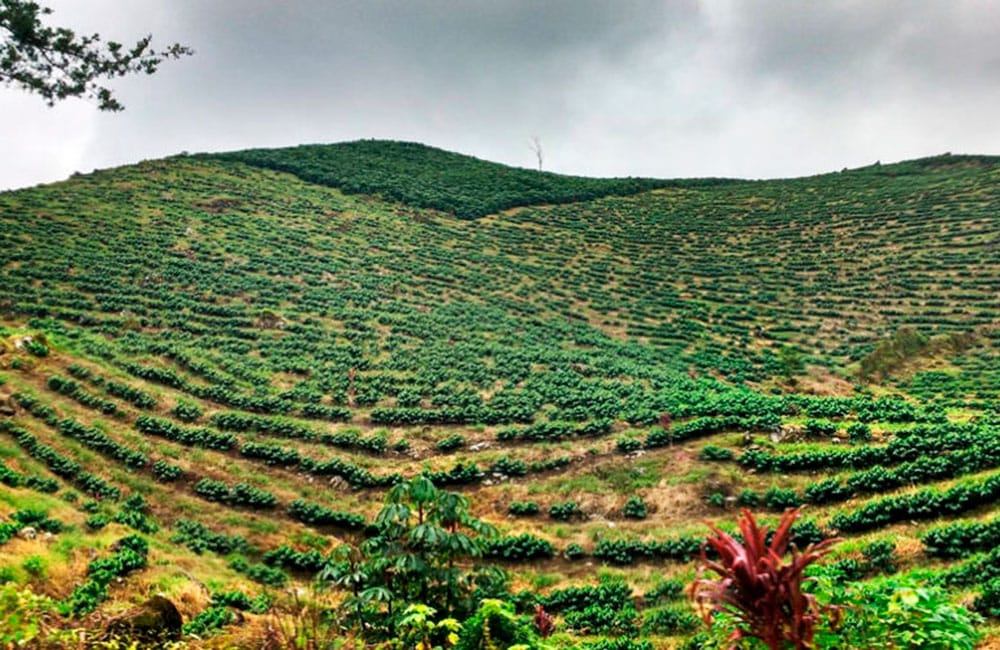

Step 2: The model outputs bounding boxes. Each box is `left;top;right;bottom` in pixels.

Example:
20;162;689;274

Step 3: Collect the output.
691;508;838;650
811;576;982;650
454;598;538;650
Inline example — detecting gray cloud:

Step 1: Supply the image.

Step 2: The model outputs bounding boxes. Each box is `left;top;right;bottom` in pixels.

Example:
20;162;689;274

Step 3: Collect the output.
2;1;999;190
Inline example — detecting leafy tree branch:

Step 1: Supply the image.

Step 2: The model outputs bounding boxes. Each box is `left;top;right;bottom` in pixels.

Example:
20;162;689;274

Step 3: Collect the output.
0;0;192;110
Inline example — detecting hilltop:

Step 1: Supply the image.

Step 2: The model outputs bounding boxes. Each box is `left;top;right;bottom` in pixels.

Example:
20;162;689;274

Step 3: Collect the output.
0;141;999;647
209;139;734;219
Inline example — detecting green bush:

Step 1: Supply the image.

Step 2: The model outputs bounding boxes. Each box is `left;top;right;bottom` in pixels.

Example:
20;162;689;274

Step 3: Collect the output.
811;577;982;650
698;444;734;461
616;437;642;454
975;579;1000;617
847;422;872;444
183;605;235;636
151;460;183;482
483;534;554;561
85;514;109;531
763;486;802;511
642;604;698;634
21;555;47;579
564;543;586;561
25;339;48;357
193;478;230;503
565;603;640;636
507;501;539;516
549;500;583;521
172;400;203;422
644;579;684;604
435;434;466;453
623;495;647;519
287;499;366;530
454;599;538;650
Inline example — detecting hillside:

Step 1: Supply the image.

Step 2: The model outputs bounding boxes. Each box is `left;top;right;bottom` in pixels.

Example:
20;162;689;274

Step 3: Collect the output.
1;141;999;647
210;140;725;219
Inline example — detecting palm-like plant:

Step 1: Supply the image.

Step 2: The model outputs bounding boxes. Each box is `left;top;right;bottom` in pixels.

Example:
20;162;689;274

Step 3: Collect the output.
690;508;839;650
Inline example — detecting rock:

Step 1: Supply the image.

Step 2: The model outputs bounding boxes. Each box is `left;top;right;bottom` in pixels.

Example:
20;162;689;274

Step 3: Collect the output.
105;595;183;645
12;335;36;350
18;526;36;540
0;396;15;416
327;476;350;490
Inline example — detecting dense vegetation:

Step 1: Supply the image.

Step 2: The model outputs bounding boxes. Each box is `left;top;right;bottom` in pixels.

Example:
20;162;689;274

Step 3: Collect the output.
0;141;998;647
211;140;701;219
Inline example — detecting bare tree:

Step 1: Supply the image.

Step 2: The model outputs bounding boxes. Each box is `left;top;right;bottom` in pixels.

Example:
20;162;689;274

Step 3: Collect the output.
528;135;543;172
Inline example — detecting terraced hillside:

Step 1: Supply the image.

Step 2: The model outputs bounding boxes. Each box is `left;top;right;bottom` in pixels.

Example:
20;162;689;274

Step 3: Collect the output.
1;142;999;648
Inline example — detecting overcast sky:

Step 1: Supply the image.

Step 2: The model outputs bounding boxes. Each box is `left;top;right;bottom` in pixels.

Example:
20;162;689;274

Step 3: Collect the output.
3;1;1000;190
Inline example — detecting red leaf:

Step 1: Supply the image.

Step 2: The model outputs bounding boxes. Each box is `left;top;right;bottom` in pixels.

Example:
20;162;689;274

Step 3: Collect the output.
691;508;840;650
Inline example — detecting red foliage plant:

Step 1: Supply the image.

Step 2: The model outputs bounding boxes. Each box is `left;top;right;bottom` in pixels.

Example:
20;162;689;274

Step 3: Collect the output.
690;508;840;650
534;605;555;639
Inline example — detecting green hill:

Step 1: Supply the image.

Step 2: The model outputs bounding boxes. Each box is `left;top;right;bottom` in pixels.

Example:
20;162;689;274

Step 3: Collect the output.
210;139;731;219
0;141;999;647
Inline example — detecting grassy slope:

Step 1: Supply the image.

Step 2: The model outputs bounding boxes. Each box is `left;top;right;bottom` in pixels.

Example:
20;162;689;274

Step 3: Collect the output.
0;143;999;646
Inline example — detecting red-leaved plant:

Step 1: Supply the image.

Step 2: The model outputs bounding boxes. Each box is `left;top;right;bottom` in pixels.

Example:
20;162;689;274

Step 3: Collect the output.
534;605;555;638
690;508;839;650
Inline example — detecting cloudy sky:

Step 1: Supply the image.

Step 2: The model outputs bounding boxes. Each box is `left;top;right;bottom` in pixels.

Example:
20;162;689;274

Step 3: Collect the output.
3;0;1000;190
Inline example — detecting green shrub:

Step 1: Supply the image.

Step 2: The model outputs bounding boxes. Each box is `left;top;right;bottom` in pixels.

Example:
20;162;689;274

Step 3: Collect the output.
847;422;872;444
21;555;47;579
25;339;48;357
507;501;539;516
698;444;734;461
435;434;466;453
763;486;802;511
490;456;528;477
737;488;760;507
183;605;235;636
644;579;684;604
862;540;897;575
565;604;640;635
454;599;538;650
85;514;109;531
483;534;554;561
151;460;183;482
172;400;203;422
12;509;62;533
193;478;230;503
210;589;270;614
564;543;586;561
623;495;647;519
583;640;653;650
616;437;642;453
642;604;698;634
287;499;366;530
228;557;287;587
812;578;982;650
975;579;1000;618
549;500;583;521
